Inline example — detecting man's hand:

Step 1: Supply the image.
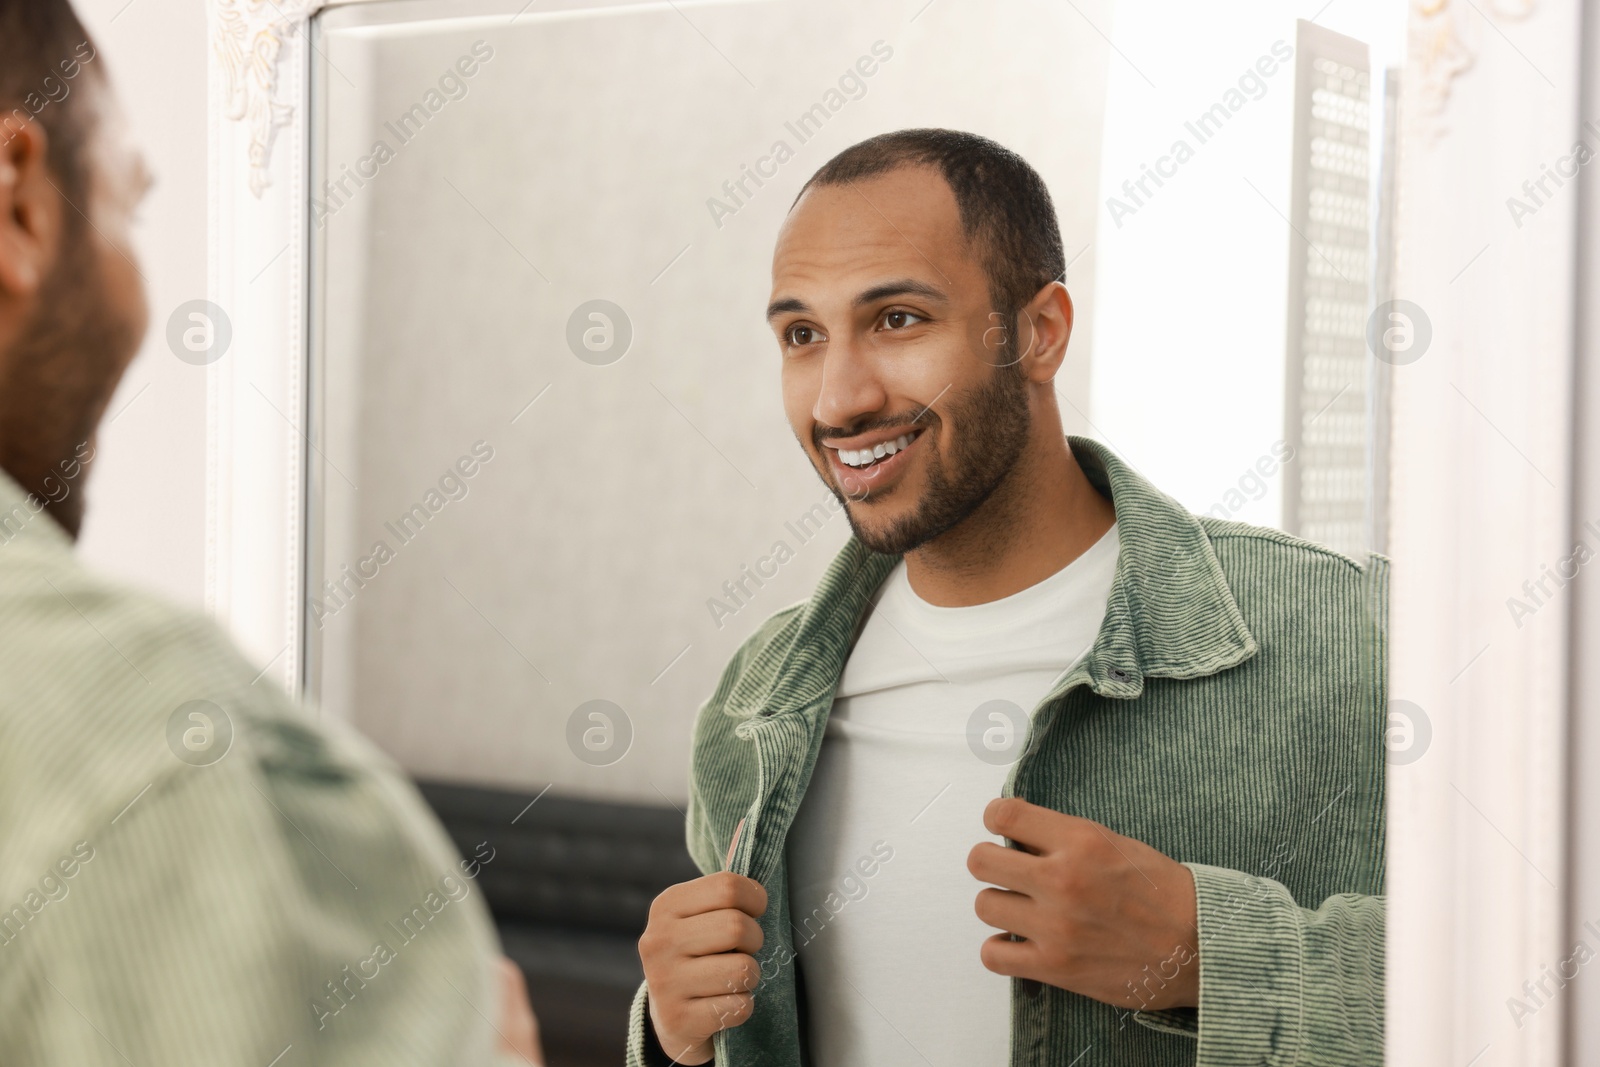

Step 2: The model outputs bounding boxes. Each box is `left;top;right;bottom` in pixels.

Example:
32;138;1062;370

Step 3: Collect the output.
638;871;768;1065
495;956;545;1065
967;797;1200;1012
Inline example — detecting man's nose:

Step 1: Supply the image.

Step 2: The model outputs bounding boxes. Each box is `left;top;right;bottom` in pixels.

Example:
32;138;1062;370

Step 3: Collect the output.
812;337;886;432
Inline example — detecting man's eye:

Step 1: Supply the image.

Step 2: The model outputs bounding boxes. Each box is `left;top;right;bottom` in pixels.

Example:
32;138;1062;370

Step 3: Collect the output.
787;324;822;346
881;310;923;330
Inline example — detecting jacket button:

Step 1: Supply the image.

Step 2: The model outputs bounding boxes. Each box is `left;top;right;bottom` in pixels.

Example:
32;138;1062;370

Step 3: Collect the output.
1108;667;1131;683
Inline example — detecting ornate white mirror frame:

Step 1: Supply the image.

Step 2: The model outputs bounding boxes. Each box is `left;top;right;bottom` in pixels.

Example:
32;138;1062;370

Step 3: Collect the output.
1387;3;1584;1065
205;0;348;695
200;1;1585;1063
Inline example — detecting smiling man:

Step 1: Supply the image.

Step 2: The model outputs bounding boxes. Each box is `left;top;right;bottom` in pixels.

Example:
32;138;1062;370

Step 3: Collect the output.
632;129;1385;1067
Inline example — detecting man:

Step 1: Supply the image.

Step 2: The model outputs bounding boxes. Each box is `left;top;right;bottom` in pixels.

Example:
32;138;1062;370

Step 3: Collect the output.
633;129;1384;1066
0;3;540;1062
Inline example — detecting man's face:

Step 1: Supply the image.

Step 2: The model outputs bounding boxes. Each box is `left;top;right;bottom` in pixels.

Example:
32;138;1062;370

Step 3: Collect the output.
0;84;151;537
768;165;1036;556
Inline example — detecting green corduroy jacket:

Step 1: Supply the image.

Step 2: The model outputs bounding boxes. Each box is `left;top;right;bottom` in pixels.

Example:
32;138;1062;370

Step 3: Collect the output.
629;436;1386;1067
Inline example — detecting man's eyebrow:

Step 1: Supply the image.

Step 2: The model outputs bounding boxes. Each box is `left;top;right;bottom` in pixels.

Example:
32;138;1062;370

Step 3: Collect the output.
766;296;811;321
853;279;948;308
765;279;949;322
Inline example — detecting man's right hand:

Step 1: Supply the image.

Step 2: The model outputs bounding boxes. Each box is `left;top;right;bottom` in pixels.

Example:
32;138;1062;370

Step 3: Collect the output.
638;871;768;1065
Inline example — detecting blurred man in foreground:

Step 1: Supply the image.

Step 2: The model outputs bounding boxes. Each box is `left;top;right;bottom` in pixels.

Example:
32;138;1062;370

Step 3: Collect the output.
0;3;541;1063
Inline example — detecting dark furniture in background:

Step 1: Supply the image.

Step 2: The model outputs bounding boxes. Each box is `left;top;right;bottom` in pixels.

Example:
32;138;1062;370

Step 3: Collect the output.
418;781;699;1067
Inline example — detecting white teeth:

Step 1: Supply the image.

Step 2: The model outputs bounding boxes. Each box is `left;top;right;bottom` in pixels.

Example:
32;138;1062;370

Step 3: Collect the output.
838;431;919;468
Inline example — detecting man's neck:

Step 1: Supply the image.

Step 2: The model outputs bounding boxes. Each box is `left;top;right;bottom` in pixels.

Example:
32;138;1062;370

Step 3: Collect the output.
0;452;86;541
902;435;1115;608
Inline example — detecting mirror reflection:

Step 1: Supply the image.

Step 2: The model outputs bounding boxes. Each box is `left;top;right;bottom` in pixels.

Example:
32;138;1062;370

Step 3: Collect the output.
306;2;1404;1063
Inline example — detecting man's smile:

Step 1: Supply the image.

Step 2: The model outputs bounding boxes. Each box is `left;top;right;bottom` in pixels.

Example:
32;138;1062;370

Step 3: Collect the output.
823;427;925;490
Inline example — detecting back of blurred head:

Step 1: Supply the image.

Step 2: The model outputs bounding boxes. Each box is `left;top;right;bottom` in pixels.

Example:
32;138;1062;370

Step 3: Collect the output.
0;0;148;539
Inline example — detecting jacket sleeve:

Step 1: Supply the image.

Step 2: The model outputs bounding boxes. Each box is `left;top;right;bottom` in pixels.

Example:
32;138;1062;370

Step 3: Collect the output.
1133;863;1384;1066
0;718;509;1067
627;981;686;1066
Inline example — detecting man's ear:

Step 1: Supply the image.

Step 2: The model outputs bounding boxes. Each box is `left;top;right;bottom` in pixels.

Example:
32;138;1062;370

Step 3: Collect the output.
0;118;62;298
1017;280;1073;385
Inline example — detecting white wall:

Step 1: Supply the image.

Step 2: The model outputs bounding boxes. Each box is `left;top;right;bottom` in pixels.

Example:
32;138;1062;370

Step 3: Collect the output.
72;0;211;612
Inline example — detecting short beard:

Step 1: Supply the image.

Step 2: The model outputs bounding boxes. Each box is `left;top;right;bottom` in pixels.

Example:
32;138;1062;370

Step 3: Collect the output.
832;361;1032;557
0;216;132;538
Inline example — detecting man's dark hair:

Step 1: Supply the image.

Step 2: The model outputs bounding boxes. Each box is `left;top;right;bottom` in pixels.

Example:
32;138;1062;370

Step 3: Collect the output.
795;129;1066;329
0;0;103;207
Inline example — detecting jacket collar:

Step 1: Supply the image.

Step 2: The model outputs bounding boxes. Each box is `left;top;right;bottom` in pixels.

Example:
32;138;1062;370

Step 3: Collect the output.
725;435;1258;718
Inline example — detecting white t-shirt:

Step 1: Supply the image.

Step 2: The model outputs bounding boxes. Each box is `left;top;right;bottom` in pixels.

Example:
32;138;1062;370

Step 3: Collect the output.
785;525;1119;1067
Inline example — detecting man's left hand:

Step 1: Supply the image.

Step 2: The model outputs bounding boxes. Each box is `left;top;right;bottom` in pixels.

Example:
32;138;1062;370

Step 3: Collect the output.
967;797;1200;1011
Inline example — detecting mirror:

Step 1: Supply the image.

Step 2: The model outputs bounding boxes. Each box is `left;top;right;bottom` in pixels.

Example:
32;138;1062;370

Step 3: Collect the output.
304;1;1406;1061
307;0;1405;797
